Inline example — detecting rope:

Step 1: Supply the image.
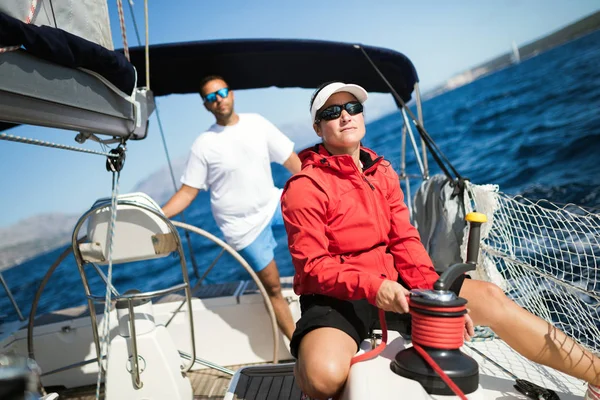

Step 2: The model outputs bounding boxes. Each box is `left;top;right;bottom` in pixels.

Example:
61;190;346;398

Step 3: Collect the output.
470;326;498;342
410;303;465;349
412;344;468;400
116;0;130;61
95;171;121;399
144;0;150;89
0;0;38;53
0;133;119;157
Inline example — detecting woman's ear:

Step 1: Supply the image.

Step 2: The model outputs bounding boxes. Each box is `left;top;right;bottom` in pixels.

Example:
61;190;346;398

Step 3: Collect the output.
313;123;323;138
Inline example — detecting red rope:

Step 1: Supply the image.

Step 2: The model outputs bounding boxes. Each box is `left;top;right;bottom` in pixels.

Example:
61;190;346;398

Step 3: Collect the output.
410;303;465;349
412;342;468;400
350;308;387;365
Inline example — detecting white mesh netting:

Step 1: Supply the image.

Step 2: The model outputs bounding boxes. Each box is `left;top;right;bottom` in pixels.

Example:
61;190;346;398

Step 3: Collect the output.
462;182;600;354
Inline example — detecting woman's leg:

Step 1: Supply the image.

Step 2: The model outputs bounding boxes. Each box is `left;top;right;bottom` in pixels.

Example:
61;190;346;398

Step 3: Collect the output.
460;279;600;385
295;327;358;399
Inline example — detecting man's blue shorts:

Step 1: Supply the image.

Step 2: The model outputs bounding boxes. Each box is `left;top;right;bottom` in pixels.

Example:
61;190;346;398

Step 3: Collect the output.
238;204;284;273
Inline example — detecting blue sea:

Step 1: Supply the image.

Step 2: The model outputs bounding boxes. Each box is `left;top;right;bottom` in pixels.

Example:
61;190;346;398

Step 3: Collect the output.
2;30;599;324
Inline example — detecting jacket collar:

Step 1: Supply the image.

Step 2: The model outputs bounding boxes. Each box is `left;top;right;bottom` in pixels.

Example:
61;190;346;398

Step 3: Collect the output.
298;143;383;174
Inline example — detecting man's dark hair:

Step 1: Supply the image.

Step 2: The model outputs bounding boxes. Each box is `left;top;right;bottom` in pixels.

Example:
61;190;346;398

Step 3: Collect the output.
199;75;227;95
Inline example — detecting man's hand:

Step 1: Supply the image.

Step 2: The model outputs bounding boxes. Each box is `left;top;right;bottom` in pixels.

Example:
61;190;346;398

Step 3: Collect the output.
376;280;411;313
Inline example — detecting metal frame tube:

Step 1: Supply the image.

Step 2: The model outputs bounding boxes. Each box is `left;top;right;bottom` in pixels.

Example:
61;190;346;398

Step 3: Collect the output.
127;299;142;389
0;272;24;321
400;108;426;178
414;82;429;179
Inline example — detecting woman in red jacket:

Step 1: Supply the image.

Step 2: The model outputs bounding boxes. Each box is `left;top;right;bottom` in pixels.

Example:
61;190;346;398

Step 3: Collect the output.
281;82;600;400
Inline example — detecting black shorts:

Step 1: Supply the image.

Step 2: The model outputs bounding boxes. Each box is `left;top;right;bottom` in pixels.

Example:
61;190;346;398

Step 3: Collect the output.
289;274;468;358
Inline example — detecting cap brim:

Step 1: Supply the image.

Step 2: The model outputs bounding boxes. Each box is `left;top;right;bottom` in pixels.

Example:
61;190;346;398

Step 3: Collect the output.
310;83;368;122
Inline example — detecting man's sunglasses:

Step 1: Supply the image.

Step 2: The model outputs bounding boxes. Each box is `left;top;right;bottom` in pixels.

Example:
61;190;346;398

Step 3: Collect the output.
315;101;363;123
203;87;230;103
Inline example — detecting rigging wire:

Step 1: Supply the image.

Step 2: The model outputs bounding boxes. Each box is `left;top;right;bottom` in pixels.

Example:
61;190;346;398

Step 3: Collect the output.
48;0;58;28
0;133;119;157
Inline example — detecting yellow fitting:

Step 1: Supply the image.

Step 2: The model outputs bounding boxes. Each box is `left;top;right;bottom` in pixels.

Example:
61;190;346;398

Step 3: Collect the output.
465;212;487;223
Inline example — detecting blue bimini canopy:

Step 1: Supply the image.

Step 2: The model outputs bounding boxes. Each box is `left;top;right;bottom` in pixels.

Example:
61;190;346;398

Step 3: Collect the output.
127;38;419;102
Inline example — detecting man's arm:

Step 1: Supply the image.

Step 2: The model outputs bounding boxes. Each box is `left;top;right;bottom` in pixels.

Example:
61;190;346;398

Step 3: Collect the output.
283;152;302;174
162;184;200;219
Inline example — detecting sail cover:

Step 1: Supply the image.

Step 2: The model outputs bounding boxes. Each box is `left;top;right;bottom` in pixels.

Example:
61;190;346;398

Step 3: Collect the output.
0;0;113;49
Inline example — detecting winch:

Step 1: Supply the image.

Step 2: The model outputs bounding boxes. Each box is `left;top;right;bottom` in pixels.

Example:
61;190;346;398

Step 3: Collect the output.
390;212;487;397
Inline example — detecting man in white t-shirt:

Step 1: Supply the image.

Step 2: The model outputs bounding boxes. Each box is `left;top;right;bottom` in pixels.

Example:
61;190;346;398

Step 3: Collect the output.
162;75;301;340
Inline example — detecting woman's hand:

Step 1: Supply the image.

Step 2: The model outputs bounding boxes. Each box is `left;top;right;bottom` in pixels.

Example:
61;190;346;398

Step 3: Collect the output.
376;280;411;313
464;313;475;341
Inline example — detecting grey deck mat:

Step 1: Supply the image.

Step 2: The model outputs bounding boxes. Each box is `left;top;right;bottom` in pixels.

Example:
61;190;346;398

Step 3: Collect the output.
232;363;303;400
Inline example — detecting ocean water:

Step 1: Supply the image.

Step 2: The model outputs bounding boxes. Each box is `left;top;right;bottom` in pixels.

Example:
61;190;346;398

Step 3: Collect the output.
1;30;599;323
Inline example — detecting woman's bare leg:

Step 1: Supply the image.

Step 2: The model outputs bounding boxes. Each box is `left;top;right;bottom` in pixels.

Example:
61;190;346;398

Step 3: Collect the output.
460;279;600;385
295;327;358;399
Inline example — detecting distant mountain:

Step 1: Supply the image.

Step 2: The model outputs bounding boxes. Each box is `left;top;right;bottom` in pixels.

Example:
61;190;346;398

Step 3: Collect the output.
0;213;79;271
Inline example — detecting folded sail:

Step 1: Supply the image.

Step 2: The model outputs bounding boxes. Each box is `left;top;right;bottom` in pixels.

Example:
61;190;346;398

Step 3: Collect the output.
0;0;113;49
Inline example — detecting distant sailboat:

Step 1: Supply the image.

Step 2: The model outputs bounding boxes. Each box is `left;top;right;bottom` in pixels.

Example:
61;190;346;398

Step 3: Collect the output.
511;40;521;63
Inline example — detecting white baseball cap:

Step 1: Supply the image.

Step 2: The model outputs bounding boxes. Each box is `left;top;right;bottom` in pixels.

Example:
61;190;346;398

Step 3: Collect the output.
310;82;368;123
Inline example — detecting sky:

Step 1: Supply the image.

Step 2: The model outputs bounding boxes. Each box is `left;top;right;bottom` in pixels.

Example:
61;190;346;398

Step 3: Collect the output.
1;0;599;228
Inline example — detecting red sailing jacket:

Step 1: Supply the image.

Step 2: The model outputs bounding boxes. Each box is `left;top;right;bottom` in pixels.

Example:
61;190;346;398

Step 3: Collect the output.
281;144;439;306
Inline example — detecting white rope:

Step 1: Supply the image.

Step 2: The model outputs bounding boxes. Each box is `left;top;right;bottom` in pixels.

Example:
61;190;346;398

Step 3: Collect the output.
95;171;121;399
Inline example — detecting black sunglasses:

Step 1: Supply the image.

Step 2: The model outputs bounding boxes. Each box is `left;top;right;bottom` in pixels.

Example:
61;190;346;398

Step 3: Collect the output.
315;101;363;123
203;87;230;103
